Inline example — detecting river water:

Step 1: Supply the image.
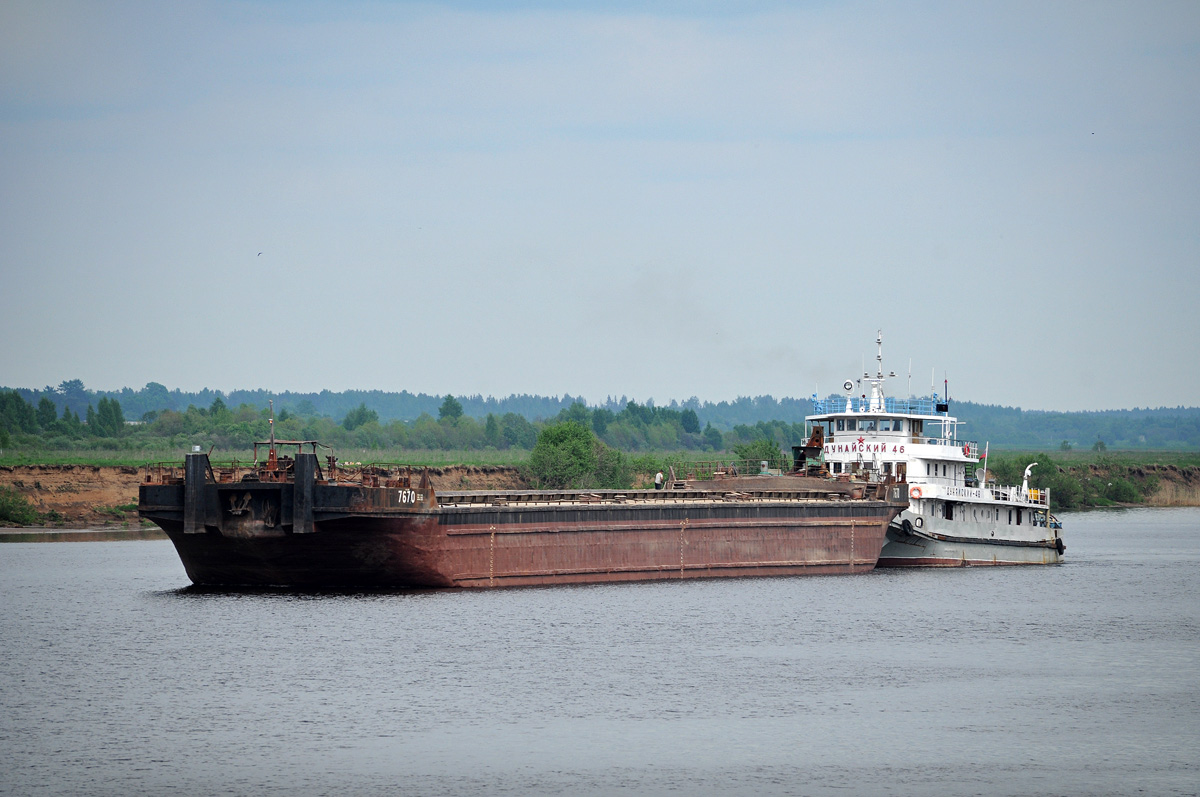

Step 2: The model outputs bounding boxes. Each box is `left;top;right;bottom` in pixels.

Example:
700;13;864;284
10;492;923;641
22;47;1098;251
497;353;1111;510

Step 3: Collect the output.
1;508;1197;796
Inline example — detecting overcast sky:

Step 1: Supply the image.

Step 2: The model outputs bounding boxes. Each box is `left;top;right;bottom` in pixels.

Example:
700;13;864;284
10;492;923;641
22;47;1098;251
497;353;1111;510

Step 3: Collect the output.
2;1;1198;411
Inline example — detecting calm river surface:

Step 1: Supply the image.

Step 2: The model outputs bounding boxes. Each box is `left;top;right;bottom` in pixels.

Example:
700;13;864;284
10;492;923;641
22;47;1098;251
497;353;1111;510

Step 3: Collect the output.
2;508;1198;796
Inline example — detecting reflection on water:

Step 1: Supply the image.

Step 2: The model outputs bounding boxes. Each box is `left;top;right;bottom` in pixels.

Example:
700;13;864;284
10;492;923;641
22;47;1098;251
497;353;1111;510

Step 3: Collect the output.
1;508;1198;796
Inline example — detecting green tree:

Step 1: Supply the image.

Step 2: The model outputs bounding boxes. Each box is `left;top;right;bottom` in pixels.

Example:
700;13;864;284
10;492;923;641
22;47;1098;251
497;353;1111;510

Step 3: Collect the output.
36;396;59;429
342;403;379;431
703;423;725;451
561;401;591;426
484;413;501;447
94;397;125;437
0;391;37;433
62;408;83;436
142;381;171;412
680;408;700;434
439;394;464;421
501;413;537;449
56;379;89;415
592;407;614;437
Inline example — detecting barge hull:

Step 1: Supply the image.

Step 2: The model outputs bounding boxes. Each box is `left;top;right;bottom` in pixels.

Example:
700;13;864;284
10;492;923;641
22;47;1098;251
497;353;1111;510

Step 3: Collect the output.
152;502;895;588
141;453;904;588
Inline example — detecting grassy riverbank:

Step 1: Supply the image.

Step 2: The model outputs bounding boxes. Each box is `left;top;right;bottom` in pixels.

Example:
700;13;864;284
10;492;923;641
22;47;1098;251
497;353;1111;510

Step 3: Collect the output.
963;451;1200;509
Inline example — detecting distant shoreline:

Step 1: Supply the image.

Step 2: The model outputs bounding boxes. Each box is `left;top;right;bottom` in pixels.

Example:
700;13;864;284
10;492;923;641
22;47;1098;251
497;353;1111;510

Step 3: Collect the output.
0;527;167;542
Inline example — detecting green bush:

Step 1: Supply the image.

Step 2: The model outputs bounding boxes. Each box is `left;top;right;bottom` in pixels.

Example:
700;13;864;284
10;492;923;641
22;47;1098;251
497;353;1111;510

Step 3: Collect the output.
0;485;40;526
527;422;598;489
1104;477;1141;504
733;438;786;469
526;421;631;489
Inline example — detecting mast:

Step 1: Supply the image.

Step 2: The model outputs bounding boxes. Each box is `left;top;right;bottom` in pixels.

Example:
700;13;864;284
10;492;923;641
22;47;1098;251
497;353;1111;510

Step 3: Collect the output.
266;400;278;472
865;330;895;412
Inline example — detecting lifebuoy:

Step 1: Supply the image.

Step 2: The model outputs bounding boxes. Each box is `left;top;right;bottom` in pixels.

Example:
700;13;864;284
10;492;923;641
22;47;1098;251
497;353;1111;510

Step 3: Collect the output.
909;486;922;500
963;444;970;456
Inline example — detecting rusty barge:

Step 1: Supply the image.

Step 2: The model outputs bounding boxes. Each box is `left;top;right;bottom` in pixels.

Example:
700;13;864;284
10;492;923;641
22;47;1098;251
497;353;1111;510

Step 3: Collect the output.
138;442;907;589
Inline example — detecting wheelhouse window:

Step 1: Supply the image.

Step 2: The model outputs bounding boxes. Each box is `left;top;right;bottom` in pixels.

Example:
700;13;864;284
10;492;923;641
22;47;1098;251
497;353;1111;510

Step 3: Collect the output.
859;419;877;432
836;419;845;431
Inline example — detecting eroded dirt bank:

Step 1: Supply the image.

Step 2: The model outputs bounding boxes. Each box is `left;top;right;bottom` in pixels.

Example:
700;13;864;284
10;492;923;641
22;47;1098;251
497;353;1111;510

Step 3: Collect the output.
2;462;1198;528
0;464;530;528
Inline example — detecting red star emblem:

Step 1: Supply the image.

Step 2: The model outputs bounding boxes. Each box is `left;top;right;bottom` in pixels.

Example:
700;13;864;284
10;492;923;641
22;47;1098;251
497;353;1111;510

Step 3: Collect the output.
857;436;865;445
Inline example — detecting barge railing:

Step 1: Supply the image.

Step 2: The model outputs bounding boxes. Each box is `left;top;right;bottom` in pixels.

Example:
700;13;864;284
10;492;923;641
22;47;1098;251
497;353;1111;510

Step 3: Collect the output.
435;487;894;508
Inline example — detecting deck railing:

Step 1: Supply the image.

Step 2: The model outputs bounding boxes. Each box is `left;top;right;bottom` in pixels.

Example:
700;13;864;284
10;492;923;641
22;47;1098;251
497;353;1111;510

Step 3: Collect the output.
811;396;945;416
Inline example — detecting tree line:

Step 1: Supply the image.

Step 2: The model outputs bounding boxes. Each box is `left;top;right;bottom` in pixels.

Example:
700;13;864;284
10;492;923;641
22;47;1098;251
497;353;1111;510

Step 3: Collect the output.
0;388;803;455
0;380;821;430
3;380;1200;453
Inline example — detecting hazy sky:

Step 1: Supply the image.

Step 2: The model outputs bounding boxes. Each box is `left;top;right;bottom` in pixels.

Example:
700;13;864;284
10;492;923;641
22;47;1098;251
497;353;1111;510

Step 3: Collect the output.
3;1;1198;411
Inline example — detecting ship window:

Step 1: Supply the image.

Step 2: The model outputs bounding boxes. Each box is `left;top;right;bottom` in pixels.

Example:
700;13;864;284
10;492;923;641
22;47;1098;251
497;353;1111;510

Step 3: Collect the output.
1008;509;1012;524
846;419;857;431
836;419;845;431
893;419;904;432
860;419;876;432
926;463;931;476
944;502;953;520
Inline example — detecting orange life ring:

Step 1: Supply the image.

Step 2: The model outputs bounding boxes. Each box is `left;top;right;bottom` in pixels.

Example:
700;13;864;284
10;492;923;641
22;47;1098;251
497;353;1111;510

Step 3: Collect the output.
909;486;922;500
963;444;970;456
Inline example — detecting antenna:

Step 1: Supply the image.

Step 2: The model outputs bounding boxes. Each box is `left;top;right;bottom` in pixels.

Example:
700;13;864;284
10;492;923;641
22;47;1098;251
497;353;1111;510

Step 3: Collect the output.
876;330;883;379
907;358;912;398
